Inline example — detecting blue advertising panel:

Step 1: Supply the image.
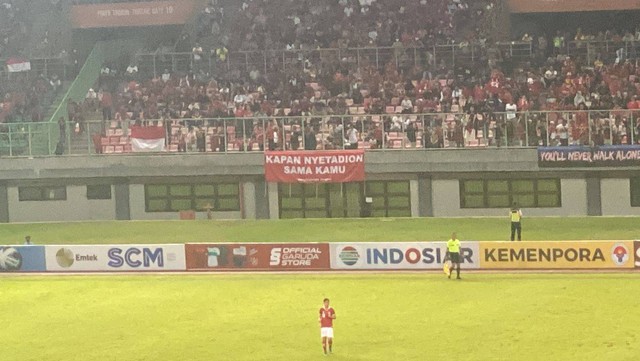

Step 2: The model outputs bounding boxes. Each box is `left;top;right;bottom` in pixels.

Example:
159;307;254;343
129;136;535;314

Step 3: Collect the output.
0;246;46;272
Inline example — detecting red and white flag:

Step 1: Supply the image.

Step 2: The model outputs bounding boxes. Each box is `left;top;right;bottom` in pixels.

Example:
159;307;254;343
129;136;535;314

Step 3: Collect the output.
6;58;31;72
130;126;166;152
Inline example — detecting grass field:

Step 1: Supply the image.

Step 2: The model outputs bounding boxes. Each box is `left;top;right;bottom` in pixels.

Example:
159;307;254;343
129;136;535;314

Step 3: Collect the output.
1;217;640;244
2;217;639;361
2;274;639;361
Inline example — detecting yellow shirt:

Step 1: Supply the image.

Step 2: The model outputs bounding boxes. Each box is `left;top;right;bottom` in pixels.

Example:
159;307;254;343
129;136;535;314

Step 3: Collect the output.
447;239;461;253
510;209;522;222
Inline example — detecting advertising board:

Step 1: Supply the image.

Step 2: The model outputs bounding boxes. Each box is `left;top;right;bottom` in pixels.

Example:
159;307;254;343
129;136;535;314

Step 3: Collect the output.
479;241;634;269
185;243;330;271
0;246;46;272
44;245;186;272
330;242;480;270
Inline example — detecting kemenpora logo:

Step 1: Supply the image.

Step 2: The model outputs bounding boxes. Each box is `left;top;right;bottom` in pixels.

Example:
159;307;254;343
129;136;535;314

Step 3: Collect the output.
611;243;630;266
339;246;360;266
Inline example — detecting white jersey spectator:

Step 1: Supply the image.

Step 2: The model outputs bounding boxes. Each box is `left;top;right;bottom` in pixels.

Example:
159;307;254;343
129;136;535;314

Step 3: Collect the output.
505;102;517;120
162;69;171;82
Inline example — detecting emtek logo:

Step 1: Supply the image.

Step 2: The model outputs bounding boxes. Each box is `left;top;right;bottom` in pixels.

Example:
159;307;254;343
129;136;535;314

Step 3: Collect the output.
107;247;164;268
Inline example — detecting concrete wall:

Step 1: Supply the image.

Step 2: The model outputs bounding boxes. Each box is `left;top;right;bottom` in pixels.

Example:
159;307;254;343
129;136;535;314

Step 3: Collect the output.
0;149;639;221
601;179;640;216
431;178;588;217
127;184;242;220
7;185;116;222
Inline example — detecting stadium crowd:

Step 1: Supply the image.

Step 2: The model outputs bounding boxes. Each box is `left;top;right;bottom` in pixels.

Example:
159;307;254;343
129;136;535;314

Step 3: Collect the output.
5;0;640;153
86;38;640;151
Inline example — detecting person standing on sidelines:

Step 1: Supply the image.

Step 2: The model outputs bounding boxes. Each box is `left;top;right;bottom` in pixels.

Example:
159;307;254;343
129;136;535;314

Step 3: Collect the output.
319;298;336;355
510;202;523;241
446;233;462;280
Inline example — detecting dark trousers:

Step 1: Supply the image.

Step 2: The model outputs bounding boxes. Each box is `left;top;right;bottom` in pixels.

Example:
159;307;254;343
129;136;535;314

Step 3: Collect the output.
511;222;522;241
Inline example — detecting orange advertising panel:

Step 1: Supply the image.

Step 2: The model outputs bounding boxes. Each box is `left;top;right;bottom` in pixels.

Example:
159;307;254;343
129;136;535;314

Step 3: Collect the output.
185;243;331;271
508;0;640;13
479;241;634;269
71;0;200;29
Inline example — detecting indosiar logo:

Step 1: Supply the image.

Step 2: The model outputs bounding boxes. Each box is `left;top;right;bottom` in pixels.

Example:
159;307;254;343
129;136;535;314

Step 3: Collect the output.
107;247;164;268
338;246;360;266
365;247;473;265
611;243;629;266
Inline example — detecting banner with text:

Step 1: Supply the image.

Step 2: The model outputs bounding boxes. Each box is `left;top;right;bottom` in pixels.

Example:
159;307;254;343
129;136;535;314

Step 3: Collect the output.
71;0;199;29
508;0;640;13
538;146;640;167
185;243;330;271
44;245;186;272
0;246;46;272
635;241;640;269
330;242;480;270
265;150;365;183
479;241;634;269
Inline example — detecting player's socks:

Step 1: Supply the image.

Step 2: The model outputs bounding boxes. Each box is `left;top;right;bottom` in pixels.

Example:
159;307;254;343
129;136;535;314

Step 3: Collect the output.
456;268;460;279
323;344;327;354
329;341;333;353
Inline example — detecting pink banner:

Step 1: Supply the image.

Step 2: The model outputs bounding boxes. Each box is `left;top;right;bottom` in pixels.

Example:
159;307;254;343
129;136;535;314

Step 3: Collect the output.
71;0;200;29
508;0;640;13
265;150;365;183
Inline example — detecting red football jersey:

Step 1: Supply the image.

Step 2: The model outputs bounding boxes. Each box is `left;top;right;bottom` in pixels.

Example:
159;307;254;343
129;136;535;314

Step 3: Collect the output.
319;307;335;328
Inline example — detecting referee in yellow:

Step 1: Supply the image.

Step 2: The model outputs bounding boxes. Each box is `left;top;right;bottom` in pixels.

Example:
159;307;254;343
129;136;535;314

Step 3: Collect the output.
510;202;523;241
446;232;462;280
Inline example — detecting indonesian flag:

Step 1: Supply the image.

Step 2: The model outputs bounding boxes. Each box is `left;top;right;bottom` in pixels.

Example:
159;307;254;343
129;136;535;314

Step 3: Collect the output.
130;126;166;152
6;58;31;72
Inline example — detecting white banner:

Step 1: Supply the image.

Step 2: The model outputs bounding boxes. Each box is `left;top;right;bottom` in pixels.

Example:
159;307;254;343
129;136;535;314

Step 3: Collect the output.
45;245;186;272
330;242;480;270
6;60;31;72
131;137;165;152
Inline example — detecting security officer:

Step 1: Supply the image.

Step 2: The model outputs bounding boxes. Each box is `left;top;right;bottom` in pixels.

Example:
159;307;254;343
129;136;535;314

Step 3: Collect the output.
510;202;523;241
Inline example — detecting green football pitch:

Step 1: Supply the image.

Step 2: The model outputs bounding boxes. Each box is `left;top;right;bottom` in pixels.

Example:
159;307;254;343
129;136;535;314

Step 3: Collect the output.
2;274;639;361
1;217;640;244
1;217;639;361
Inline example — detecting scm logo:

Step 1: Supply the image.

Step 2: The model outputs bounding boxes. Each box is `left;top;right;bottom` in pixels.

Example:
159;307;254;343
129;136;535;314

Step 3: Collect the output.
107;247;164;268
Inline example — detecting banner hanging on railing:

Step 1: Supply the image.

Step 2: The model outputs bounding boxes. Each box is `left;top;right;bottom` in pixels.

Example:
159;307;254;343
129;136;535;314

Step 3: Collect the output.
538;146;640;167
264;150;365;183
130;126;166;152
6;58;31;72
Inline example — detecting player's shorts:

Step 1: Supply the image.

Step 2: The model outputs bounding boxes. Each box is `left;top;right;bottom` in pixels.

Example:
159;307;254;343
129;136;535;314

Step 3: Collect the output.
321;327;334;338
449;252;460;263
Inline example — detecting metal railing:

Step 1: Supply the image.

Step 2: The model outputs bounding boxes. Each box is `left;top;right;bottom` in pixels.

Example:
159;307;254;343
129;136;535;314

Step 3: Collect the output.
566;39;640;64
134;42;534;77
0;56;67;79
1;110;638;157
